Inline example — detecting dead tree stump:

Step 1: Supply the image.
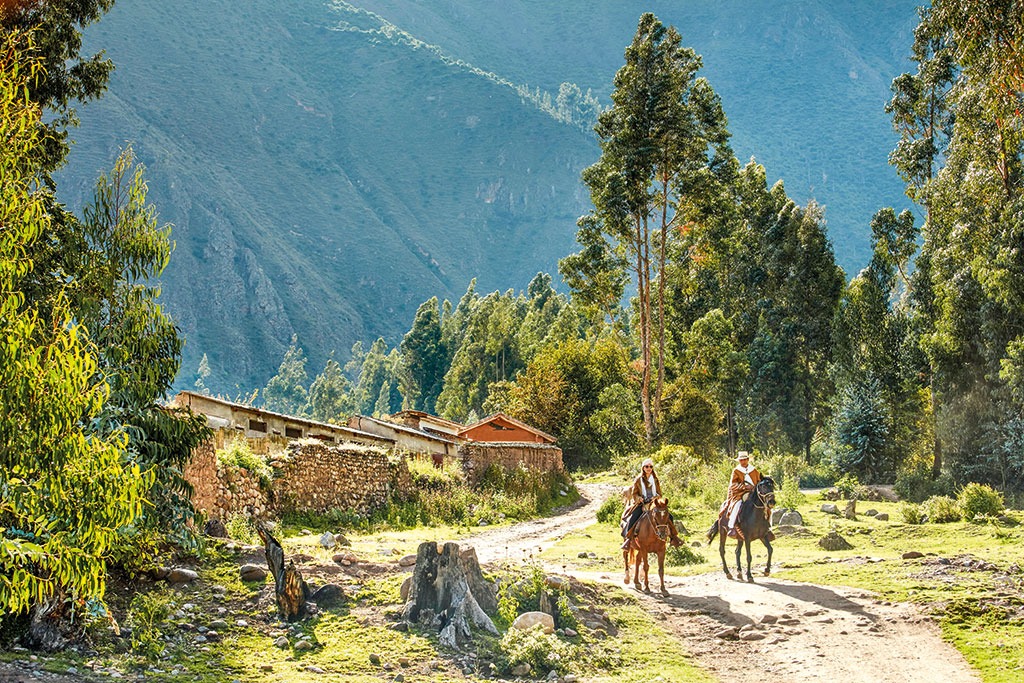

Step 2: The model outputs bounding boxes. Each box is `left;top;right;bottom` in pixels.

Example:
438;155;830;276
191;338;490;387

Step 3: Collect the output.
256;522;309;621
402;541;497;649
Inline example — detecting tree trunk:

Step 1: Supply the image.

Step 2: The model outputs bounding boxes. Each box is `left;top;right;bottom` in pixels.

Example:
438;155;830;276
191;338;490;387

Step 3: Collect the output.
402;541;497;649
26;597;77;652
257;522;309;621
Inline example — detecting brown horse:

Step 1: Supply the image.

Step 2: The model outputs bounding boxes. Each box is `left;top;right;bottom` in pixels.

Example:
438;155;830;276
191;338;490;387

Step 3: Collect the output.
622;497;671;596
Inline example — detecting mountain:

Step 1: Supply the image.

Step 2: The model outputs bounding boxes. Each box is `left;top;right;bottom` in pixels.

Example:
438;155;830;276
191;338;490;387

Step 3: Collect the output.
58;0;920;394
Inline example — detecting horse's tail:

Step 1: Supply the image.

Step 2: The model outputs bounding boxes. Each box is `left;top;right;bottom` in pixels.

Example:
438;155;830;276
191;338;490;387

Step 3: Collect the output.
705;518;719;544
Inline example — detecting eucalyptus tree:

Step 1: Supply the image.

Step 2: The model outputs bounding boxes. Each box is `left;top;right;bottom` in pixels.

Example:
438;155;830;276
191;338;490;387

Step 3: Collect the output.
399;296;447;413
0;41;148;633
307;357;354;422
899;1;1024;489
263;334;309;415
561;13;732;444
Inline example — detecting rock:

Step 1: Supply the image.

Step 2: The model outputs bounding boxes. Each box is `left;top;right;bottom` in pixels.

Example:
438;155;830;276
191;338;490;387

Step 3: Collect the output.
304;665;324;673
740;631;766;641
564;628;578;637
864;509;879;517
400;577;412;602
300;529;312;536
293;640;314;651
577;552;589;558
820;503;840;515
511;612;555;634
369;654;381;665
760;614;779;624
204;518;227;538
779;511;804;526
260;664;273;672
335;533;351;546
273;636;289;648
818;531;854;551
398;554;417;567
166;568;198;584
902;551;924;559
209;620;228;630
333;553;358;565
875;513;889;521
318;532;337;549
715;627;738;639
544;575;569;591
511;663;531;676
239;565;267;582
151;567;171;581
844;500;857;520
309;584;344;607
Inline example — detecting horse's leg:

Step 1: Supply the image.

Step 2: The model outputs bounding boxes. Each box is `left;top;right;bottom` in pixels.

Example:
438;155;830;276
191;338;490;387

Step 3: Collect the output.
734;538;742;576
642;551;650;593
745;540;754;582
657;548;667;596
763;538;773;576
633;548;642;590
623;548;631;585
719;531;733;580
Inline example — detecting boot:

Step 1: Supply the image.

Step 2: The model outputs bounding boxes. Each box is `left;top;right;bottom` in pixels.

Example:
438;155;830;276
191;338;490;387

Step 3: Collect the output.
670;535;683;548
764;530;776;542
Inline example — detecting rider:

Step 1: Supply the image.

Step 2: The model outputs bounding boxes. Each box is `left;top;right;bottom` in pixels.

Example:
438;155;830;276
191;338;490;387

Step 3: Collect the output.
621;458;683;549
724;451;760;539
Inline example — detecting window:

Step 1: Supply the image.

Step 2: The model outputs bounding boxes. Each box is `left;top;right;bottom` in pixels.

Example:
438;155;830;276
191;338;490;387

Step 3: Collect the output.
285;426;303;439
249;419;268;433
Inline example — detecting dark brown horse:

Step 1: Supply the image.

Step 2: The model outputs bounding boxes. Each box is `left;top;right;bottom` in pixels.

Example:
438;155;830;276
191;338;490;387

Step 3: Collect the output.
705;477;775;582
622;497;671;596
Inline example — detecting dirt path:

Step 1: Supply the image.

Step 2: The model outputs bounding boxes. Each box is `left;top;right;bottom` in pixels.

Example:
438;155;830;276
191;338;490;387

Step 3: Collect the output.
461;483;981;683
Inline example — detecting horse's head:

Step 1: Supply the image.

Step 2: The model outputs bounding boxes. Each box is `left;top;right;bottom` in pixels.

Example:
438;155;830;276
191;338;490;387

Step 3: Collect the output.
756;477;776;508
650;497;671;540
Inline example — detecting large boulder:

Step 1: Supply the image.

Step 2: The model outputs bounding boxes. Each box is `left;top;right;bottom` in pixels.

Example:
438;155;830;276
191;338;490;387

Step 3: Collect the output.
511;611;555;634
779;510;804;526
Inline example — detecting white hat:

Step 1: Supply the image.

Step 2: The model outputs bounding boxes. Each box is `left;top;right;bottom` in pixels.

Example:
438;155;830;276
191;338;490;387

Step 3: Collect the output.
736;451;750;461
641;457;654;468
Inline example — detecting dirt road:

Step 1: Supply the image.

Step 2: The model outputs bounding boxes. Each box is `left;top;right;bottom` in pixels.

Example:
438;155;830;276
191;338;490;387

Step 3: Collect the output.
461;483;981;683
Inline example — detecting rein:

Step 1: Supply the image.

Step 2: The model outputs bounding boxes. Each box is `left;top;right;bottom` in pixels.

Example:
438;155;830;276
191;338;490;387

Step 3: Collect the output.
753;480;775;519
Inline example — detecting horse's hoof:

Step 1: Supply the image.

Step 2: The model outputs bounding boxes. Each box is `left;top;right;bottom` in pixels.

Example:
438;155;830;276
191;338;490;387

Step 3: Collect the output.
763;570;771;576
746;576;755;583
660;589;669;597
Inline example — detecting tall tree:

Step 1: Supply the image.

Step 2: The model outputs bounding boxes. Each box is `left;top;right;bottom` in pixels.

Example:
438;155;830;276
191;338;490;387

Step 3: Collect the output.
1;35;148;636
562;12;732;444
399;297;447;413
307;357;353;422
263;335;309;415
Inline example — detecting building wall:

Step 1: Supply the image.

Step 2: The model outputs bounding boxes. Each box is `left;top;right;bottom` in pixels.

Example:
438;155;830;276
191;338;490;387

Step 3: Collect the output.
460;423;547;443
458;442;563;482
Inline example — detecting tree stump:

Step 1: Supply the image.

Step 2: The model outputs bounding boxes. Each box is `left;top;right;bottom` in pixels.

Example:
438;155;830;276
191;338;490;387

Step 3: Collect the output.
402;541;497;649
256;522;309;621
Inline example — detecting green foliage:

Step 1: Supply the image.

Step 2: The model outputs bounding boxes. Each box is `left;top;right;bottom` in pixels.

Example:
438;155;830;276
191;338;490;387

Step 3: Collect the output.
498;626;571;676
224;514;258;545
125;591;173;659
957;483;1004;521
666;544;706;567
899;502;926;525
0;39;151;618
216;438;273;489
894;462;953;503
262;335;309;415
833;473;862;499
399;297;448;413
922;495;961;523
307;357;354;423
596;496;622;525
799;461;840;488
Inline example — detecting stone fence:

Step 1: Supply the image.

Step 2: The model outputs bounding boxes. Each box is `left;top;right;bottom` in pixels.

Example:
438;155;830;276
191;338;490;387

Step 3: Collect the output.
184;435;561;523
458;442;563;484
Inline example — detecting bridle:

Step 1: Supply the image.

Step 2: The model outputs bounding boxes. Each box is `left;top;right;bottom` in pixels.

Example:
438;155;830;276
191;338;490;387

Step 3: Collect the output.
753;478;775;518
645;499;671;542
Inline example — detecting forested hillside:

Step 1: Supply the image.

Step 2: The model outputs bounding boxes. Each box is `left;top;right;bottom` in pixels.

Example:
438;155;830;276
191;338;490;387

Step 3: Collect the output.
57;0;918;393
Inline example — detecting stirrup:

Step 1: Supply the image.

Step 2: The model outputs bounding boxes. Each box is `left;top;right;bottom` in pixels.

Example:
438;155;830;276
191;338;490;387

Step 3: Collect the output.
727;528;739;539
621;538;632;550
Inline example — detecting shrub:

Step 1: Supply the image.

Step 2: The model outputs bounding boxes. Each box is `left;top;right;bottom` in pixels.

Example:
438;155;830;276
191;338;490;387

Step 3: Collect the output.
957;483;1004;521
596;496;622;525
216;438;273;488
894;464;954;503
833;473;861;499
922;495;961;523
799;461;839;488
899;502;925;524
224;513;258;544
126;591;174;659
498;626;571;676
666;544;705;566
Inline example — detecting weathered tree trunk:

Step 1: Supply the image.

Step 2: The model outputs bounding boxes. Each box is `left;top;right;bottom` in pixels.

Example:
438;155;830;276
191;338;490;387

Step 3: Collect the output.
402;541;497;649
26;597;77;652
256;522;309;621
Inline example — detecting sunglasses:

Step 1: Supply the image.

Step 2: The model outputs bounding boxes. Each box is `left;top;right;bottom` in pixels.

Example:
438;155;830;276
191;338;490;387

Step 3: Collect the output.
643;465;653;470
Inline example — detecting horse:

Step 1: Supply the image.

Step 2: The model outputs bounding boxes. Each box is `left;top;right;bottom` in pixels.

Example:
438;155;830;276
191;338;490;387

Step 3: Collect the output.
622;497;671;596
705;477;776;582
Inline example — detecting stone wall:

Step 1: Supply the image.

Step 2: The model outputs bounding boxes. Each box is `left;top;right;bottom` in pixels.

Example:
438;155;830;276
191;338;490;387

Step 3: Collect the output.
269;440;409;514
184;435;413;521
458;442;563;483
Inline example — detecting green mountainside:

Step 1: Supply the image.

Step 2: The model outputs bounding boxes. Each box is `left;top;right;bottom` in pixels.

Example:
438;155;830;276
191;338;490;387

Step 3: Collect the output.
57;0;919;394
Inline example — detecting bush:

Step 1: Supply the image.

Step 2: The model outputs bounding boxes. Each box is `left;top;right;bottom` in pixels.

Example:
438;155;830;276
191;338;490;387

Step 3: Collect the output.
216;438;273;489
224;513;258;544
957;483;1004;521
666;544;705;566
498;626;571;676
922;495;961;523
126;592;174;659
596;496;622;525
894;465;954;503
833;473;861;499
899;502;925;524
799;461;840;488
